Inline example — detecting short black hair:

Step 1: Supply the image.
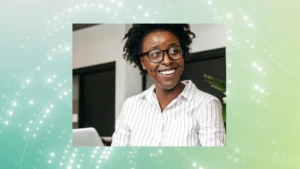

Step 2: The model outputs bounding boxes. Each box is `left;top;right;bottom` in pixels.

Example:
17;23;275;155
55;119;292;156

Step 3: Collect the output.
122;24;196;75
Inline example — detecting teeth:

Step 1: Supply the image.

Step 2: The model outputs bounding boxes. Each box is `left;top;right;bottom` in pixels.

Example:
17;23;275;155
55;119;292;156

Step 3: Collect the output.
159;69;175;75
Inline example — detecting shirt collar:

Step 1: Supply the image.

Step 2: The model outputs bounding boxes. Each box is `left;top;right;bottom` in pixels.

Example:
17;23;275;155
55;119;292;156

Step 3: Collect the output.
142;80;196;102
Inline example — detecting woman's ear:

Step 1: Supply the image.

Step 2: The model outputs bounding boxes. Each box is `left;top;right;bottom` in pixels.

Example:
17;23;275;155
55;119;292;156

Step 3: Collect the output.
140;57;146;70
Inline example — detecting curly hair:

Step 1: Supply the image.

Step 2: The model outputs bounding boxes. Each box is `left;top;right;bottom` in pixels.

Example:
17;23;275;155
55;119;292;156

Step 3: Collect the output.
122;24;196;75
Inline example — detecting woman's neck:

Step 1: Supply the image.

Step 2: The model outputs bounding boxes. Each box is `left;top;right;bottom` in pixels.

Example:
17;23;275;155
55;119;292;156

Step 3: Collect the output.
154;81;185;111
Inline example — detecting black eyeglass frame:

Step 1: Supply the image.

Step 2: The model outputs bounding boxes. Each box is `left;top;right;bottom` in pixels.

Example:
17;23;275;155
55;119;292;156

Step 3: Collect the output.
139;46;183;63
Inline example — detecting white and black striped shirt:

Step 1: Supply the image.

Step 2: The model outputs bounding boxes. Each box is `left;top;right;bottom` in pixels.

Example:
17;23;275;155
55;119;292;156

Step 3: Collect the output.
112;80;226;146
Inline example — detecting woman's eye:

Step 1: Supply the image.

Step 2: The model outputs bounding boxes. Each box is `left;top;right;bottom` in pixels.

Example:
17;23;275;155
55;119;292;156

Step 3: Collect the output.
151;51;161;57
170;49;179;54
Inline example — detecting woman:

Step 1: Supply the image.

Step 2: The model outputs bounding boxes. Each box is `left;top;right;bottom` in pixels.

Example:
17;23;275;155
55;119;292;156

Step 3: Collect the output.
112;24;225;146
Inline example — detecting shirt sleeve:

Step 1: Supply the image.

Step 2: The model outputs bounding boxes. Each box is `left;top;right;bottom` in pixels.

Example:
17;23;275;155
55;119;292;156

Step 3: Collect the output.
198;97;226;146
111;99;131;146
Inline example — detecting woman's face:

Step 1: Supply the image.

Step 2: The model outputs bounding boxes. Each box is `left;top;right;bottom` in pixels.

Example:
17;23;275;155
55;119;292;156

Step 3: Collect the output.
140;30;184;90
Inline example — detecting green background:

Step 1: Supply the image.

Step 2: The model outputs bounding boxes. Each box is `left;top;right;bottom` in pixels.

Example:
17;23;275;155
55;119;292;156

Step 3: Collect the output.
1;0;299;168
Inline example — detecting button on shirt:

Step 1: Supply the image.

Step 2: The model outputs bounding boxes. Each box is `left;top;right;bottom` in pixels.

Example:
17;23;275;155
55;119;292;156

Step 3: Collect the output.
111;80;226;146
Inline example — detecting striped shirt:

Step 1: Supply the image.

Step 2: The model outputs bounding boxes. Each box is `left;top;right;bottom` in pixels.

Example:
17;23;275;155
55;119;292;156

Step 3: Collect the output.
111;80;226;146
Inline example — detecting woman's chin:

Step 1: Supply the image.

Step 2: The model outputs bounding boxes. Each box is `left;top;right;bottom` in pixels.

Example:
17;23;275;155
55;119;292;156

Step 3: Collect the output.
156;79;180;90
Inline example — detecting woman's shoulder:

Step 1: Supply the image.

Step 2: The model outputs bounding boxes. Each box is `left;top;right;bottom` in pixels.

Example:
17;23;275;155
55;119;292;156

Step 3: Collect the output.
123;90;148;105
193;88;221;105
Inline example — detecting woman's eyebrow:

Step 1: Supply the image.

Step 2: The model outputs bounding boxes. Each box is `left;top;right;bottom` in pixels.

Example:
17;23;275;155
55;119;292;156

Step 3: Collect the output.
148;42;180;50
148;45;159;50
168;42;180;47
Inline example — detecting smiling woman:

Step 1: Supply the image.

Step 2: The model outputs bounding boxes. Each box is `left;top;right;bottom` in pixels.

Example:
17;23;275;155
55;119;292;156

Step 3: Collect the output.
111;24;226;146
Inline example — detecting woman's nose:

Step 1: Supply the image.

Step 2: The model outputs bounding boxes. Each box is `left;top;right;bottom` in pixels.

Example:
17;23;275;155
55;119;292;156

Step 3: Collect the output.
161;51;172;65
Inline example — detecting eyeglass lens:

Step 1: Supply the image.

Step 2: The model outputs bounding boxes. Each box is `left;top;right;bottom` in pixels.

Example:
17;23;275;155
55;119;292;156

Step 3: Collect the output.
148;46;182;63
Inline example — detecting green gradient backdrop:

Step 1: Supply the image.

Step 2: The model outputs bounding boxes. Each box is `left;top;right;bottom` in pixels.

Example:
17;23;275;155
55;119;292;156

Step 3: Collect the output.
1;0;299;169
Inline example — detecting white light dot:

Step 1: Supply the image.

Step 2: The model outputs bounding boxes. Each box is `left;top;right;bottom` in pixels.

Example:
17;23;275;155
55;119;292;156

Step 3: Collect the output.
60;163;63;166
228;36;232;41
257;67;262;71
13;102;17;107
256;99;261;103
26;128;29;132
98;160;102;163
254;85;259;89
118;2;123;7
33;134;36;137
39;120;43;124
65;47;69;51
260;89;264;93
208;1;212;4
70;159;73;163
199;167;204;169
46;109;50;113
106;8;110;11
68;166;71;169
30;120;33;124
9;111;12;116
144;13;149;17
133;16;136;20
227;13;231;18
244;16;248;20
138;5;142;9
252;63;257;67
51;153;55;156
5;121;8;125
77;165;80;168
98;4;102;8
248;23;253;27
72;153;76;157
192;162;197;166
48;78;52;83
227;64;231;67
26;79;30;83
48;160;51;163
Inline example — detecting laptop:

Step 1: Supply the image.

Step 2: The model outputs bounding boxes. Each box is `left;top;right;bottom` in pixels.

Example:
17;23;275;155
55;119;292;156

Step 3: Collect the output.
72;127;104;146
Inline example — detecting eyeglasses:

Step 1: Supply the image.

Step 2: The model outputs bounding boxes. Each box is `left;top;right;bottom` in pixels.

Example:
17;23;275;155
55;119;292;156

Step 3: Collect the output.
139;46;182;63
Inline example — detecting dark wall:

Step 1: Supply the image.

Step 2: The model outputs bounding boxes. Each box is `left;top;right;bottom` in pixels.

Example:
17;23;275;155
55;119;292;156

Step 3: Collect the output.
74;62;116;137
